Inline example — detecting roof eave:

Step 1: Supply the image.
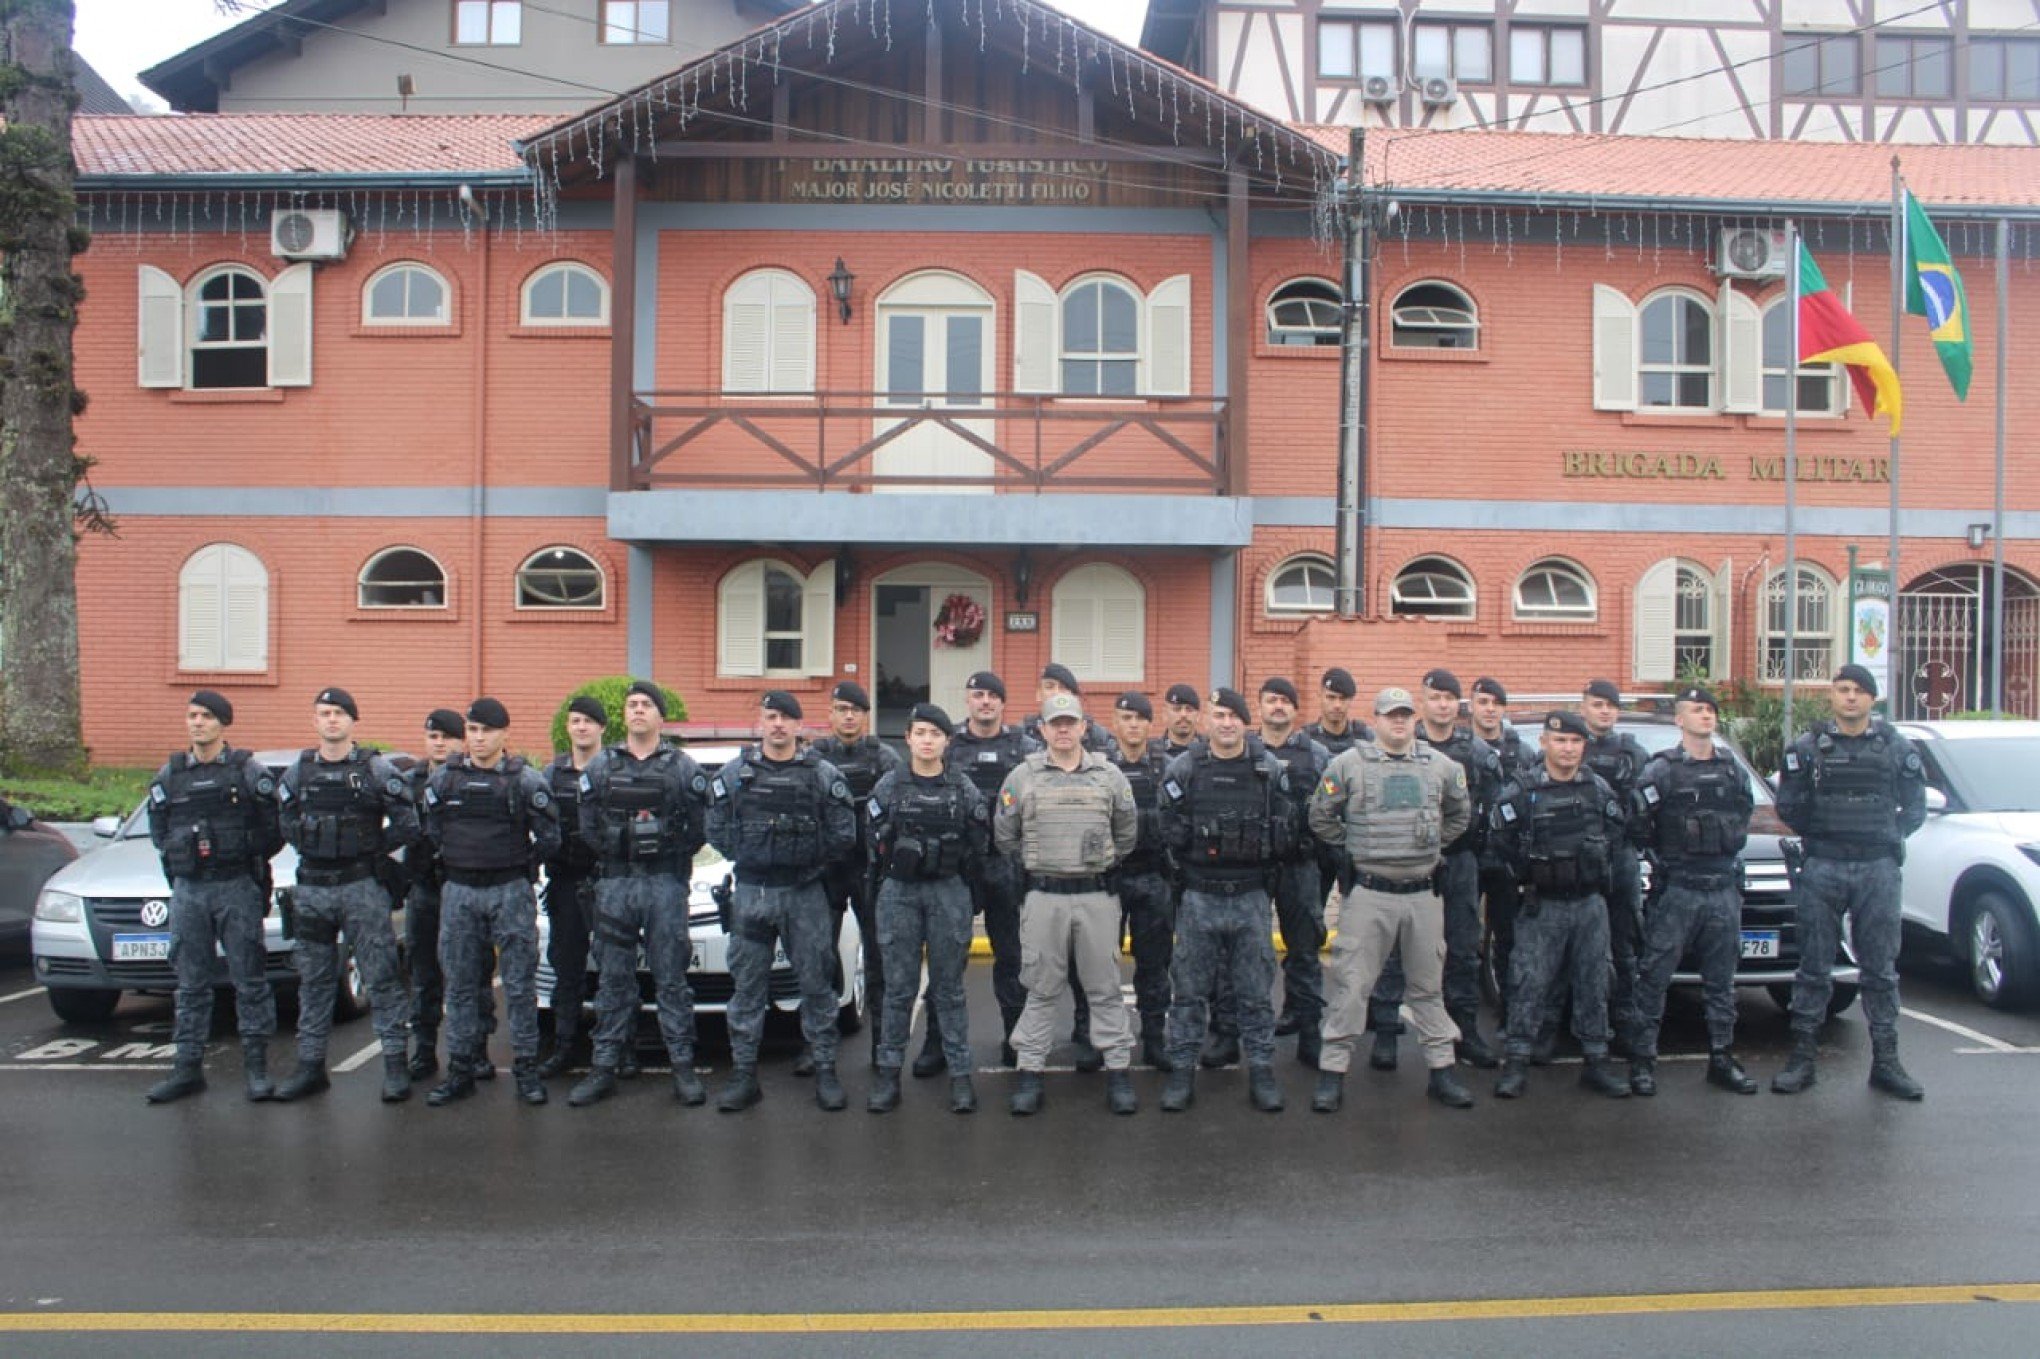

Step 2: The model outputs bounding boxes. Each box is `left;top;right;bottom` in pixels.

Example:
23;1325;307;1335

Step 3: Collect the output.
1374;183;2040;221
76;170;533;193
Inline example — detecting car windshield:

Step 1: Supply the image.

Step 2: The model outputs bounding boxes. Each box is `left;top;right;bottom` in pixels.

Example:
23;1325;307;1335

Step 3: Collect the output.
1619;724;1775;805
1934;737;2040;812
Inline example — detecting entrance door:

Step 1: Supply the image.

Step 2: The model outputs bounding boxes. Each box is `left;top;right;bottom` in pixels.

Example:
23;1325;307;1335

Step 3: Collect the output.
874;272;995;492
871;564;993;737
1896;565;2040;718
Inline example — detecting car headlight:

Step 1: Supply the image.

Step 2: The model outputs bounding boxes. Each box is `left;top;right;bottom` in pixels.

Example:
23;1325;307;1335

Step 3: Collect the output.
2019;844;2040;869
34;889;84;923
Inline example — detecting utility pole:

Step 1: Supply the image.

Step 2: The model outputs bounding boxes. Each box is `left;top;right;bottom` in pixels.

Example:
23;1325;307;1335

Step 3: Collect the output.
1334;126;1369;617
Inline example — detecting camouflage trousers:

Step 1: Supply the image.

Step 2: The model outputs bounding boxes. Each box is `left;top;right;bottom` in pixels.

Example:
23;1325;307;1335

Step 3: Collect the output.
543;871;595;1043
441;879;541;1062
1166;884;1278;1069
1506;892;1612;1060
1118;866;1176;1031
1792;855;1903;1043
726;880;838;1070
1369;849;1482;1031
1211;858;1322;1036
874;876;974;1074
1633;878;1742;1057
590;870;696;1068
406;883;495;1040
169;874;274;1062
1537;848;1642;1048
292;875;406;1063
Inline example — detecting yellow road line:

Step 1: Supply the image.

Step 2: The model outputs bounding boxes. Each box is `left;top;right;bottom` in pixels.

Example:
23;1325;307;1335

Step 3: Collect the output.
6;1285;2039;1334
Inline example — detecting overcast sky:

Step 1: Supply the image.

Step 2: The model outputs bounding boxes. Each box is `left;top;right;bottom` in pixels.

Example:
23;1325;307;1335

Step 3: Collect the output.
75;0;1152;110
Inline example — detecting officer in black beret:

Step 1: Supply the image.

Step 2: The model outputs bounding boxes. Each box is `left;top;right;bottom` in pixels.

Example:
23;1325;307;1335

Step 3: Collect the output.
1465;676;1531;1024
1572;678;1651;1060
810;679;902;1069
405;706;498;1084
1304;667;1373;757
1160;683;1205;757
533;695;607;1079
1023;663;1119;757
1109;690;1177;1070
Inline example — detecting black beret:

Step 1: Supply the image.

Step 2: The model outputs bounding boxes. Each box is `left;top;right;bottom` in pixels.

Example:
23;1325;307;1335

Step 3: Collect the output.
466;696;510;729
1164;683;1202;707
425;707;467;738
314;687;358;720
188;690;233;726
965;671;1006;700
1210;687;1250;721
1472;676;1508;703
1544;710;1591;738
1675;685;1720;712
1583;678;1623;705
1834;663;1878;698
1320;667;1357;698
565;696;608;727
831;680;872;711
1422;668;1462;698
1259;676;1300;704
907;702;953;732
625;679;668;718
1114;692;1153;720
1041;662;1081;694
761;690;803;719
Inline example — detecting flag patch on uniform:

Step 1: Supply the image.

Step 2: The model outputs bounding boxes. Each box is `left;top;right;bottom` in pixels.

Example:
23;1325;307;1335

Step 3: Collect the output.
1321;778;1338;796
1784;752;1800;772
1000;789;1015;808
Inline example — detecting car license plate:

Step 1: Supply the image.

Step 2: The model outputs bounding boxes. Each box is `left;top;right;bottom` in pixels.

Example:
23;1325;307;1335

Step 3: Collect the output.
1740;930;1781;960
113;933;172;962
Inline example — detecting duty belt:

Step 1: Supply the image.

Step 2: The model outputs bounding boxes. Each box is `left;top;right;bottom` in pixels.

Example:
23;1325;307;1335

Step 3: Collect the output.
1352;869;1433;896
1805;839;1897;863
295;860;376;888
736;866;821;888
1182;874;1263;897
1664;870;1738;892
445;866;528;887
1029;873;1111;895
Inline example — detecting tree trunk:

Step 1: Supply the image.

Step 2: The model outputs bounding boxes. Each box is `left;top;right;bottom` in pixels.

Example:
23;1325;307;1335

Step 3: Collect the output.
0;0;87;778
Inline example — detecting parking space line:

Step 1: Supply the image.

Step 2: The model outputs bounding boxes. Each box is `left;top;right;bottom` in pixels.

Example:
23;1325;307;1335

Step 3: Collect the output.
1955;1046;2040;1055
0;986;48;1006
0;1063;173;1072
331;1041;383;1075
1901;1006;2019;1052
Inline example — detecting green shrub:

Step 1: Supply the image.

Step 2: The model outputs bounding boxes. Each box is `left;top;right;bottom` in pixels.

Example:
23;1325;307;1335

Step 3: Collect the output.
1716;678;1829;778
548;677;688;754
0;766;155;822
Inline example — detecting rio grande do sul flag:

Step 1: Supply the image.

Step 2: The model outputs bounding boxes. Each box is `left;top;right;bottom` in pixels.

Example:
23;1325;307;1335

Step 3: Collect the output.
1902;189;1974;400
1797;240;1902;435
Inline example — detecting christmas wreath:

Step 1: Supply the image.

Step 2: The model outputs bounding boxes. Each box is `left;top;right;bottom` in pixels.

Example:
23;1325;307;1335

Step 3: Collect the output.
933;593;986;649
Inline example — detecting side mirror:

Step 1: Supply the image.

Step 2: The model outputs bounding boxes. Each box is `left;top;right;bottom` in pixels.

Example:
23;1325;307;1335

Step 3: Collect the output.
91;815;122;839
5;804;31;831
1924;787;1948;815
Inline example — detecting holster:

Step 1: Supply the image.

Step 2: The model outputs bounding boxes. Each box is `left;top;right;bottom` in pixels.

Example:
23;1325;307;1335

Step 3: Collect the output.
711;876;735;934
294;908;339;945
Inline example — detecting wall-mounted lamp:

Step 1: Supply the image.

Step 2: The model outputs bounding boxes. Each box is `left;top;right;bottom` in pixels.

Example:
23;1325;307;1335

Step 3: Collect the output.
1967;523;1992;550
827;258;856;325
1013;550;1033;607
834;549;855;606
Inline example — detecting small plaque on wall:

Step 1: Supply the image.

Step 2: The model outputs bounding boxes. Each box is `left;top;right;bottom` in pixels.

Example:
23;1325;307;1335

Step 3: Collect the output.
1005;611;1040;633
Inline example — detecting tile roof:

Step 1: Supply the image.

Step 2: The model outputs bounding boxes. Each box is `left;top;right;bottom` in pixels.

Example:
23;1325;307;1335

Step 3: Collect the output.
1297;126;2040;212
73;113;551;180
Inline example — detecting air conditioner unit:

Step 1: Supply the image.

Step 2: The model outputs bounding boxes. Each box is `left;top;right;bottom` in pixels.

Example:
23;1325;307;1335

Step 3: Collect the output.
1419;76;1458;107
1361;74;1395;104
270;208;349;261
1716;227;1789;280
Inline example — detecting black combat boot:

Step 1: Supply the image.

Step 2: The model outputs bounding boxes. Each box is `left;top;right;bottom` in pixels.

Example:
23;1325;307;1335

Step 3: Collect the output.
671;1058;706;1107
911;1026;947;1079
1071;1019;1105;1074
1310;1070;1344;1113
792;1046;817;1078
569;1065;618;1107
1369;1030;1399;1071
867;1067;902;1113
1009;1071;1044;1116
472;1052;496;1082
147;1060;207;1105
1579;1056;1631;1098
1452;1012;1499;1069
242;1043;274;1102
272;1059;330;1103
1868;1037;1924;1101
948;1075;978;1114
1771;1032;1819;1094
425;1057;476;1107
1248;1064;1285;1113
1427;1067;1475;1109
1628;1057;1658;1097
1274;1010;1302;1037
536;1031;585;1080
617;1044;640;1079
1295;1026;1323;1071
1530;1026;1560;1066
1494;1059;1529;1100
381;1051;412;1103
1199;1029;1240;1069
716;1065;761;1112
1159;1067;1195;1112
1106;1069;1137;1115
814;1064;847;1112
513;1056;547;1106
407;1026;439;1081
1707;1049;1758;1095
1140;1017;1172;1072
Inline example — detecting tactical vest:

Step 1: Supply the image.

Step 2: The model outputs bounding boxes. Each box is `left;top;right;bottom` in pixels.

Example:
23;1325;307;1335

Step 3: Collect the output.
292;749;386;864
1342;746;1444;867
1306;722;1369;757
1807;727;1899;842
595;746;683;868
156;750;257;878
1183;748;1279;871
436;758;530;873
884;773;978;881
1583;732;1639;796
1016;762;1120;875
403;764;445;887
1522;775;1609;897
814;736;890;802
1657;754;1747;865
1112;748;1168;867
727;754;828;872
1265;735;1324;861
950;726;1032;800
1421;728;1493;855
546;755;598;875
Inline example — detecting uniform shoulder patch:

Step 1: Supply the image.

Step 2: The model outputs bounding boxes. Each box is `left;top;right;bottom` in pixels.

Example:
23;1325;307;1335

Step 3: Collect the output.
1783;751;1801;772
691;773;707;794
255;776;276;797
579;773;595;795
867;797;884;821
531;787;552;810
710;777;727;801
830;780;850;801
1000;788;1015;808
385;776;407;798
1642;784;1660;805
1498;802;1517;823
149;783;168;805
1904;752;1922;772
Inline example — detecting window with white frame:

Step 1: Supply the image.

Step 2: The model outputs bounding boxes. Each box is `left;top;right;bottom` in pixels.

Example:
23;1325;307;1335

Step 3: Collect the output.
1060;277;1141;396
1014;271;1190;397
1390;280;1479;350
179;543;268;672
1638;291;1714;410
1759;564;1838;683
516;546;604;610
190;268;268;389
521;262;608;326
1781;30;1860;96
600;0;668;44
1267;278;1342;348
1051;563;1146;683
454;0;521;45
723;268;816;392
358;547;447;608
1413;20;1493;84
1267;554;1337;614
1634;558;1729;682
1759;299;1841;415
1971;36;2040;102
362;263;450;326
1514;558;1595;621
1391;556;1475;619
1318;16;1397;82
137;264;313;391
717;559;835;677
1510;24;1587;87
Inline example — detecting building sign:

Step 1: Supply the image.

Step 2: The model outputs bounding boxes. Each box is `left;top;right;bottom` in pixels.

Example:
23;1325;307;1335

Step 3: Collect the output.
1850;566;1892;703
784;157;1110;204
1561;451;1890;483
1005;610;1040;633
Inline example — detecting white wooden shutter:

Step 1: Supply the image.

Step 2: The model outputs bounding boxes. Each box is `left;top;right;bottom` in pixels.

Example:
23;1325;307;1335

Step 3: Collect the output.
1711;560;1735;681
1051;597;1097;676
770;283;815;392
802;562;836;678
1143;273;1192;396
1632;558;1677;683
1591;284;1638;411
1014;269;1059;393
179;547;224;670
1097;590;1146;681
1720;282;1762;414
267;263;313;387
138;265;184;388
1052;564;1145;684
718;560;765;677
222;548;269;670
724;272;770;392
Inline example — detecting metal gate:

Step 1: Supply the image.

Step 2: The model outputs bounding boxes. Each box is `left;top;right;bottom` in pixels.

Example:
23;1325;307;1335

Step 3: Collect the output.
1894;566;2040;719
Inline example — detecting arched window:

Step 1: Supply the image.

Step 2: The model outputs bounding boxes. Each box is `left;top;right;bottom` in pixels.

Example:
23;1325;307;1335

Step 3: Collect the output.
1051;562;1146;683
362;263;450;325
717;558;834;677
1390;280;1479;350
516;546;604;609
1267;278;1342;347
1390;556;1475;619
189;266;269;389
1513;558;1595;620
722;268;816;392
1060;276;1141;396
1638;290;1714;410
1635;558;1725;682
358;547;447;608
1759;564;1839;683
1267;553;1338;613
179;543;268;671
520;262;608;325
1760;298;1842;415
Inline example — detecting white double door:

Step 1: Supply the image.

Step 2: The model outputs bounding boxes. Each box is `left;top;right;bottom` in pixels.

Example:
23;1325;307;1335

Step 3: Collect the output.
874;272;995;492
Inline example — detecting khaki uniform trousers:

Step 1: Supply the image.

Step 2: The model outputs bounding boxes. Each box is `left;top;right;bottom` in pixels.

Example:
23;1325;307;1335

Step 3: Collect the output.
1319;880;1461;1073
1012;888;1135;1071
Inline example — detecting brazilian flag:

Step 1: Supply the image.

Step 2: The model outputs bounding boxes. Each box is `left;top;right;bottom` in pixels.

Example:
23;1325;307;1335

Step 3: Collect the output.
1902;189;1972;400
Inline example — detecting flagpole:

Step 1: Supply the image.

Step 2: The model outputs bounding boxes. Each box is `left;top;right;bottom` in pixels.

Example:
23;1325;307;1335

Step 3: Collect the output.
1888;159;1904;716
1784;219;1799;748
1993;216;2008;714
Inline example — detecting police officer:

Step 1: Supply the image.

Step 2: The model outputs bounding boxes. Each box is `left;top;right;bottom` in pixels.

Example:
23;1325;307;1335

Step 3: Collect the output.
144;691;283;1104
1309;687;1475;1112
1468;677;1531;1024
996;690;1140;1116
1159;682;1204;758
1628;685;1758;1097
405;708;495;1083
866;703;989;1115
422;698;561;1107
274;688;420;1103
1489;711;1631;1100
1157;687;1292;1113
1773;664;1928;1100
927;671;1040;1075
706;691;859;1112
1255;677;1332;1068
1108;691;1176;1071
535;695;606;1079
1303;667;1373;755
1368;670;1505;1072
568;681;710;1108
1022;662;1119;756
810;680;902;1069
1578;678;1650;1056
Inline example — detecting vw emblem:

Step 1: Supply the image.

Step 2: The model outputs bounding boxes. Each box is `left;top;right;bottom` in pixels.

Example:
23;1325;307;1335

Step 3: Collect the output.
139;900;170;928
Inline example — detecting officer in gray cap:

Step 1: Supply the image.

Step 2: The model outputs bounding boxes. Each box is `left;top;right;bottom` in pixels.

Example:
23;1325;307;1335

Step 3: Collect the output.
1629;685;1757;1097
810;679;902;1069
144;691;284;1104
1488;711;1631;1100
1774;663;1928;1099
404;707;496;1083
707;691;860;1112
865;703;988;1115
1309;687;1474;1111
274;688;421;1103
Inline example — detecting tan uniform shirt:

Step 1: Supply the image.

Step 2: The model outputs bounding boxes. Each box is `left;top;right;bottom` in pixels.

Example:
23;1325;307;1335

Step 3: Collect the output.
992;751;1138;875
